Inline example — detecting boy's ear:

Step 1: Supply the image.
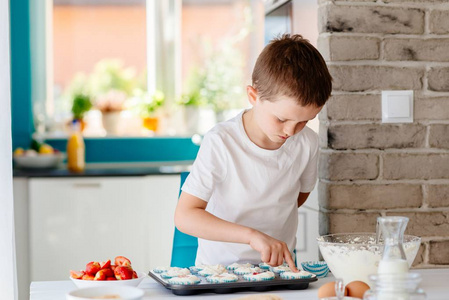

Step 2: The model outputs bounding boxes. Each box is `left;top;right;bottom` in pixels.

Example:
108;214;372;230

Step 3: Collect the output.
246;85;258;105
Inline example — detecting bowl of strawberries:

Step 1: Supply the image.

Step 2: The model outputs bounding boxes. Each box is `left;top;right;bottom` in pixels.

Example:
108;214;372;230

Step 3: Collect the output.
70;256;146;288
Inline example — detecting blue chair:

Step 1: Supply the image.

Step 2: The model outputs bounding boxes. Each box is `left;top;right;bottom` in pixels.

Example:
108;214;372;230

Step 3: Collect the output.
170;172;198;267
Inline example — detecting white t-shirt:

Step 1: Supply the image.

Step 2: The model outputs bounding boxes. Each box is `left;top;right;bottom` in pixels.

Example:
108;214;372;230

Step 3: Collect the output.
181;110;319;266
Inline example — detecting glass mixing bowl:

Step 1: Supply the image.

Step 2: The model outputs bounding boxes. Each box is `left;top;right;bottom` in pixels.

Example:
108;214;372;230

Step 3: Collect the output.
317;233;421;287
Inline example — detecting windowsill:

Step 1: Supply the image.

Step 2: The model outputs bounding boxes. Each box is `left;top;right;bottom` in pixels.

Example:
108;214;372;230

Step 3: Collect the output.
33;132;202;141
41;135;201;164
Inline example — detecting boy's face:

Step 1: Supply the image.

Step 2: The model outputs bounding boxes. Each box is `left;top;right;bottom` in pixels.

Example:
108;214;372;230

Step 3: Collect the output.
247;86;322;148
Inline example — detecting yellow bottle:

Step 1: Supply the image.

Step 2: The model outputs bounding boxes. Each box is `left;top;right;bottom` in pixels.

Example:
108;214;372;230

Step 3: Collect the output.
67;120;85;172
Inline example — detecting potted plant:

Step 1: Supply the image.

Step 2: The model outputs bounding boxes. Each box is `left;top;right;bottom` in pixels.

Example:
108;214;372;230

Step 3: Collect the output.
178;68;216;135
179;40;244;134
199;43;244;122
86;59;140;135
137;91;165;132
63;59;142;136
95;90;127;135
71;94;93;131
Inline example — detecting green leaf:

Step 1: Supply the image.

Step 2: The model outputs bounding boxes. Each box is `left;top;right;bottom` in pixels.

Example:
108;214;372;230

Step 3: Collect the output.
30;139;42;152
71;94;93;119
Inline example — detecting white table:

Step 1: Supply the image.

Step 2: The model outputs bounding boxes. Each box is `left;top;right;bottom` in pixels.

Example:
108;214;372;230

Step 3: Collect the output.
30;269;449;299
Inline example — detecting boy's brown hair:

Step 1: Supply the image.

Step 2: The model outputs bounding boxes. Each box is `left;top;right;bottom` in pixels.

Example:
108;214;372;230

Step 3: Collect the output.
252;34;332;107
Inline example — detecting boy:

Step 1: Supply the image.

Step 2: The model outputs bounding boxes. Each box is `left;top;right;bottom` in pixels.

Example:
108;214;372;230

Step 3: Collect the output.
175;34;332;271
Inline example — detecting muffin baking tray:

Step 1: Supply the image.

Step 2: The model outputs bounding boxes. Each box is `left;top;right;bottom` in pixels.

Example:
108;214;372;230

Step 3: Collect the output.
148;270;318;296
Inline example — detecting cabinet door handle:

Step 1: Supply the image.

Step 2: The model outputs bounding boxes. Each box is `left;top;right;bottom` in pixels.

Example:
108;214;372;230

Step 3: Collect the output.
72;183;102;188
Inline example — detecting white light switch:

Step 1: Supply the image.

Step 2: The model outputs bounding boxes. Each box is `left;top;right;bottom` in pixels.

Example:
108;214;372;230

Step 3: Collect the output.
382;90;414;123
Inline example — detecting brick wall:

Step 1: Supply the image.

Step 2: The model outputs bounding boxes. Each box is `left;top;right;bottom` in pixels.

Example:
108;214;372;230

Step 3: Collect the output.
317;0;449;268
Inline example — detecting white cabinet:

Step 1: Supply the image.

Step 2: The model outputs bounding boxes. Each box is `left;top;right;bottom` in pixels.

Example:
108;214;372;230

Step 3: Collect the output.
14;178;30;300
28;175;180;282
143;176;181;270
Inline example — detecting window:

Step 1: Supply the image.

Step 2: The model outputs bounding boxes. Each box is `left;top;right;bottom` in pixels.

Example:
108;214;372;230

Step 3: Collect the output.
30;0;265;138
52;0;148;136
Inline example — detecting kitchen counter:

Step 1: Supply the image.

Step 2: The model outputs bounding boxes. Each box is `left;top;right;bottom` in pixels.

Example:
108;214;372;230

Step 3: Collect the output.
13;162;192;177
30;268;449;299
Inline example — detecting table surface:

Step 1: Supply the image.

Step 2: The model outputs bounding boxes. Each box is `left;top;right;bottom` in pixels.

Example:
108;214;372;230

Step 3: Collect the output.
30;269;449;299
13;163;191;178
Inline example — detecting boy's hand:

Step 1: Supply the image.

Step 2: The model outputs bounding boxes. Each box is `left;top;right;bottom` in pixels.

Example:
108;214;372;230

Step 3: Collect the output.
248;230;298;272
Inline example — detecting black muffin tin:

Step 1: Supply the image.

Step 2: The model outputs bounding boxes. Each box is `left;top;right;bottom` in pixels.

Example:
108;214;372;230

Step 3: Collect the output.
148;270;318;296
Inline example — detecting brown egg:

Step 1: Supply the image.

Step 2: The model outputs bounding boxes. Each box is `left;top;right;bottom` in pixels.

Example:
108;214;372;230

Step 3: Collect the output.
346;280;370;299
317;281;349;299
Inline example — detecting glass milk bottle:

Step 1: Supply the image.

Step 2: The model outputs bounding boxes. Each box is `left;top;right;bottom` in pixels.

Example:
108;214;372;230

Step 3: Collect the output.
377;216;409;275
67;119;85;172
363;273;426;300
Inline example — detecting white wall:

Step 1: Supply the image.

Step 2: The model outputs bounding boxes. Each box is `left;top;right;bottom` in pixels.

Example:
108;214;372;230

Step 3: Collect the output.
292;0;318;47
0;0;17;298
291;0;320;263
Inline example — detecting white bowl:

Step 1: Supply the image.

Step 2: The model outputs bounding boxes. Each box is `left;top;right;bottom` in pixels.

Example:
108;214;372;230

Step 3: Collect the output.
70;272;147;289
317;233;421;286
67;286;144;300
14;153;64;169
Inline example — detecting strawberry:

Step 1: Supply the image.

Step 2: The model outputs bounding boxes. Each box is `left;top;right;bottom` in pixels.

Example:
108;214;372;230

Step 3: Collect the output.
82;274;95;280
114;256;131;267
85;261;101;275
71;256;135;281
103;268;114;278
114;266;134;280
70;270;85;279
94;269;113;281
100;259;111;269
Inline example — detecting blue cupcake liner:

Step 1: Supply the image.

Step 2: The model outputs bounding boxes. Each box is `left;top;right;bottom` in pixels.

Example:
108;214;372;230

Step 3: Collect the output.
206;276;239;283
160;269;191;279
233;270;251;275
153;267;169;273
206;278;238;283
243;274;275;282
300;261;329;278
189;266;202;274
198;270;215;277
258;262;270;270
280;272;313;280
233;267;263;275
226;263;254;271
168;276;201;285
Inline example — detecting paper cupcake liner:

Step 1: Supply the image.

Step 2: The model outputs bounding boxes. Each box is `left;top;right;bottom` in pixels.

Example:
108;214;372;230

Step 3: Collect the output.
206;276;239;283
300;261;329;278
168;276;201;285
226;263;254;271
280;271;314;280
243;275;275;282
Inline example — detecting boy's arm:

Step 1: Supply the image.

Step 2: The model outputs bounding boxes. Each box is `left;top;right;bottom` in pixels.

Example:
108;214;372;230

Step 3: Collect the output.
175;191;298;271
297;192;310;207
175;191;253;244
